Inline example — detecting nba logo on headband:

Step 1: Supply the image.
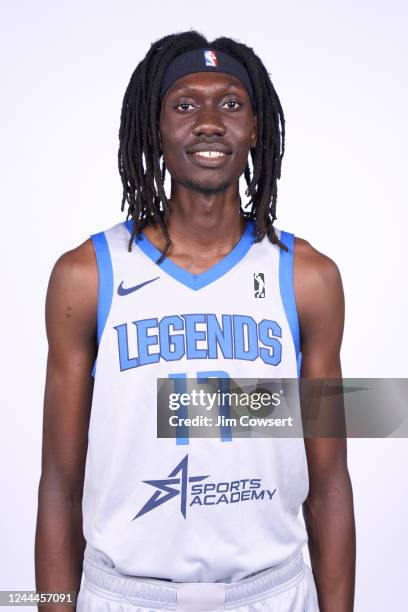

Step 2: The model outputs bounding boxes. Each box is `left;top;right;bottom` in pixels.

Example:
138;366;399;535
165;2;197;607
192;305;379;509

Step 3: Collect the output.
204;50;218;67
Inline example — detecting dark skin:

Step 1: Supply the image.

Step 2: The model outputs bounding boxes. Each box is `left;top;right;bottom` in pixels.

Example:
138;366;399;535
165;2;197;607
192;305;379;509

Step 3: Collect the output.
35;71;355;611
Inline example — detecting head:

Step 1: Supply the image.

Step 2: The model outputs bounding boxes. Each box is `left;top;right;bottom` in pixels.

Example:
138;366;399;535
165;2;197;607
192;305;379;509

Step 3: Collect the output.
159;67;257;199
118;31;287;254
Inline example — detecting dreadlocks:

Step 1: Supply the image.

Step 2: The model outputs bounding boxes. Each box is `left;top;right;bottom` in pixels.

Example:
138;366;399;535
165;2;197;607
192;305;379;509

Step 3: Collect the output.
118;31;287;256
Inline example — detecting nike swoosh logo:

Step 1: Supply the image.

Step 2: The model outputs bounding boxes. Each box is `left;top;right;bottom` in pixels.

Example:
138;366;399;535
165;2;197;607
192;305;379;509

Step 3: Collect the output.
117;276;160;296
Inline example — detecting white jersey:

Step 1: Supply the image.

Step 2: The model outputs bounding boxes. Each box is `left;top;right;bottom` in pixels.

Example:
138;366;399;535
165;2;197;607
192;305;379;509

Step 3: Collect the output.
82;219;309;583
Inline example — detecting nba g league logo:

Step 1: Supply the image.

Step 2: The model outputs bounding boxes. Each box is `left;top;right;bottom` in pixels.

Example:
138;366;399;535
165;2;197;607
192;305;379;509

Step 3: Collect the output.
254;273;265;298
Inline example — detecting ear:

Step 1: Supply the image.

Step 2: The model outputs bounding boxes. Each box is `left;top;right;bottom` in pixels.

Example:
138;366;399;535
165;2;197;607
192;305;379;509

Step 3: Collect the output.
250;114;258;149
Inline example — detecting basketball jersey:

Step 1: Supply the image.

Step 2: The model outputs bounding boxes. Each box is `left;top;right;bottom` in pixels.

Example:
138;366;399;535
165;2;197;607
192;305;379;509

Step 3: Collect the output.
81;219;309;583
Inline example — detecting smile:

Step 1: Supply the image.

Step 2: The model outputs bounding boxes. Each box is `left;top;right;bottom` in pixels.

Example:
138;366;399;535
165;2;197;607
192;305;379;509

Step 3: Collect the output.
192;151;227;158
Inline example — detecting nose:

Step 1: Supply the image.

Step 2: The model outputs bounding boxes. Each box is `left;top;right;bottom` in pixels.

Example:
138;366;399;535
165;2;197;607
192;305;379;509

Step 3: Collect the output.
192;107;226;139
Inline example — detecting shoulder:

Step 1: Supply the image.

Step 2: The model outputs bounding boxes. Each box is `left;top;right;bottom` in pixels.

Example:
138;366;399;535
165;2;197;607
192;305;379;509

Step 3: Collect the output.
47;219;128;308
293;236;344;333
49;238;97;291
294;236;342;288
46;239;98;339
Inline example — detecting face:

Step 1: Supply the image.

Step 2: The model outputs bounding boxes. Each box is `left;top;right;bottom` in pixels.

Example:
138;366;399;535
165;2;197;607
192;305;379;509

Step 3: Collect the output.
159;71;257;194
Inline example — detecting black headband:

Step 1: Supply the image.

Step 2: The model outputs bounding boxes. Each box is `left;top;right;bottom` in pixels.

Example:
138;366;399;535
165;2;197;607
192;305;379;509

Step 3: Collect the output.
159;48;256;110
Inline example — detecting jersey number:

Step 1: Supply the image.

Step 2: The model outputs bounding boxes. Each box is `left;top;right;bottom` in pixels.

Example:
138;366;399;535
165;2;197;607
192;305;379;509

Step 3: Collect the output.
168;371;231;444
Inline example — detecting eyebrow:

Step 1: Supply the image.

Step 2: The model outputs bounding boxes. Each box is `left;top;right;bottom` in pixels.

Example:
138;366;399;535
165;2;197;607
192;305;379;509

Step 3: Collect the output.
169;81;246;94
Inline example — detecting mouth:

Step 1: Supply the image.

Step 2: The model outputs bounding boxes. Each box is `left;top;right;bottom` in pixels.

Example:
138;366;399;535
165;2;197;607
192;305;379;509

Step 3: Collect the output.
186;144;232;167
191;150;228;159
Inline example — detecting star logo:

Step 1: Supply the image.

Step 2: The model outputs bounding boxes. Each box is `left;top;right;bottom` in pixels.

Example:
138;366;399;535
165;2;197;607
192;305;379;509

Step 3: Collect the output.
132;455;209;520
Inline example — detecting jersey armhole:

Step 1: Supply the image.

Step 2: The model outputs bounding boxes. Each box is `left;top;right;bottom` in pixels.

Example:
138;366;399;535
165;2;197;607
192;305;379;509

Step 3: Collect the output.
90;231;114;378
278;231;302;378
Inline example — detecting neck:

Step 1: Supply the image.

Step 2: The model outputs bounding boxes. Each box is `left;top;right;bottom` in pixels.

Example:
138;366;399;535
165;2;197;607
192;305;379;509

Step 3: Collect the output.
158;182;246;253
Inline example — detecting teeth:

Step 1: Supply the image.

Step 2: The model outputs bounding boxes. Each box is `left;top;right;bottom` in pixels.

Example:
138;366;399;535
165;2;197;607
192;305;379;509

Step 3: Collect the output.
193;151;226;158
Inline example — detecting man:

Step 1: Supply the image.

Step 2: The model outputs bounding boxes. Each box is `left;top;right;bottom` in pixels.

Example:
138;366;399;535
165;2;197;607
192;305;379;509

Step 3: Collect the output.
35;31;355;611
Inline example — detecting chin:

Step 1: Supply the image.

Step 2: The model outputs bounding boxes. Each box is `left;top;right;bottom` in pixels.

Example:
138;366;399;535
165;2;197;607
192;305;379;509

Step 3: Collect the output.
182;177;232;195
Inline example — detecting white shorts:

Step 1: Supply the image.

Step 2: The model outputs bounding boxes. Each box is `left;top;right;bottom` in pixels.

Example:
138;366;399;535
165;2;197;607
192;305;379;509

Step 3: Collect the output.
77;550;320;611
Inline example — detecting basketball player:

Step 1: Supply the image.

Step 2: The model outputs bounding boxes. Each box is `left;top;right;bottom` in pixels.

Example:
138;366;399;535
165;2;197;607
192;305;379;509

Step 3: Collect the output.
35;32;356;611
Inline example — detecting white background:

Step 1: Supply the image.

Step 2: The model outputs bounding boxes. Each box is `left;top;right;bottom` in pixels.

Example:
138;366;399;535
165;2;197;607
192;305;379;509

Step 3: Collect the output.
1;0;407;609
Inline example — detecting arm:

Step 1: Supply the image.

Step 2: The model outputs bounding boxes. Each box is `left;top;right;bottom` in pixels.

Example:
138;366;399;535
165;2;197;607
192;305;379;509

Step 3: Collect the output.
294;238;356;612
35;239;98;611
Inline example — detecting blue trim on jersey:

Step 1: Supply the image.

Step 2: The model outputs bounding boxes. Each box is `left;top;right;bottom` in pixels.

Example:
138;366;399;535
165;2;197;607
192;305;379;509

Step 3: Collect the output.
125;220;255;291
297;352;303;377
279;231;301;377
91;231;114;377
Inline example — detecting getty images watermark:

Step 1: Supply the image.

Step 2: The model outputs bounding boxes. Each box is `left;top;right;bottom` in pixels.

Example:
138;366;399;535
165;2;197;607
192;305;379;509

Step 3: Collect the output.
168;387;293;429
157;378;408;439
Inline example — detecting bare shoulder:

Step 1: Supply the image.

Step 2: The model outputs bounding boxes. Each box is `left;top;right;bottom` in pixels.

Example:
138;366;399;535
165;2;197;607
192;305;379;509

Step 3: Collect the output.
49;238;97;285
293;237;344;332
46;239;98;344
47;239;97;309
294;237;342;287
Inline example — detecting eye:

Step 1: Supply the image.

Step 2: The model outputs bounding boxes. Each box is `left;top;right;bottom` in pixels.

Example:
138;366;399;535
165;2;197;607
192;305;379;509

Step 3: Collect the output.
175;102;196;111
222;99;243;110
